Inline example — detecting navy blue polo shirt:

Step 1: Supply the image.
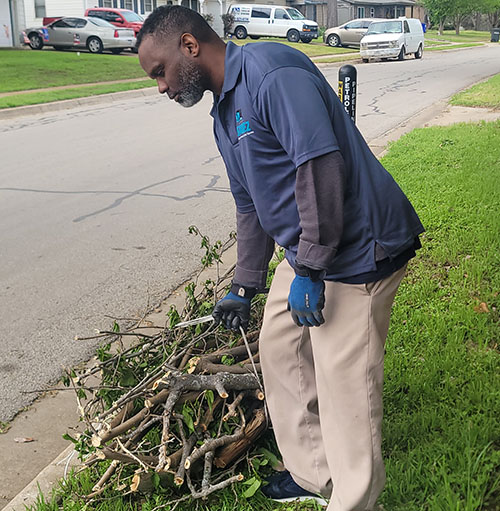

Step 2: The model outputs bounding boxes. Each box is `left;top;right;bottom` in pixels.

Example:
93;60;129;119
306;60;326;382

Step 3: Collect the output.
211;41;424;280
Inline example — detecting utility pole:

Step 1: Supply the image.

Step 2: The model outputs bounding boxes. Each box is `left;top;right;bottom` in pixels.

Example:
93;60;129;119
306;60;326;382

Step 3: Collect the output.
327;0;338;28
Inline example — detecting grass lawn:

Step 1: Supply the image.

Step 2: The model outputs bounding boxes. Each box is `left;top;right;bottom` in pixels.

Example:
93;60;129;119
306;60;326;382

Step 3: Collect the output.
0;49;146;93
28;119;500;511
0;79;155;109
426;43;484;52
229;37;358;57
451;73;500;109
425;29;492;43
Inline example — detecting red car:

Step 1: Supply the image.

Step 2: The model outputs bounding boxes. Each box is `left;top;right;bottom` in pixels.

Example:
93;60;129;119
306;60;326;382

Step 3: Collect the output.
84;7;143;38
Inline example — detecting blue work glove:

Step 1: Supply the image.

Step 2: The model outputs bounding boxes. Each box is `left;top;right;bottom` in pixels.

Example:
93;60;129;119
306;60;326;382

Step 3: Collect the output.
287;275;326;327
213;290;251;332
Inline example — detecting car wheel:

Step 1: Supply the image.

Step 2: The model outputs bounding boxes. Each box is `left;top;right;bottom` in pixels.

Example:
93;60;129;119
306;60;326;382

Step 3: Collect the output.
28;33;43;50
249;35;260;40
234;26;247;39
327;33;341;47
397;45;405;61
415;44;423;59
111;48;122;54
300;36;312;43
287;29;300;43
87;36;103;54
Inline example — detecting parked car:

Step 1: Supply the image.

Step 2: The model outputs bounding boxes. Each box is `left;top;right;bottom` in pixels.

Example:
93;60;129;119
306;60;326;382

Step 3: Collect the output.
84;8;144;38
228;4;318;43
360;18;424;62
324;18;384;47
21;16;136;53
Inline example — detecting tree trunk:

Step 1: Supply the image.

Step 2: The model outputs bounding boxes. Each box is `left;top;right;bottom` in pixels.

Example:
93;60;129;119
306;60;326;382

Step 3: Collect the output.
455;15;460;35
327;0;338;28
438;19;445;36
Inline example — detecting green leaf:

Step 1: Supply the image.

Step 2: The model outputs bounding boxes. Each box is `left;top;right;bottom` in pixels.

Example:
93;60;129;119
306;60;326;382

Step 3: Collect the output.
62;433;78;444
258;447;281;469
205;390;214;410
152;472;160;489
182;407;195;433
119;368;137;387
242;476;261;498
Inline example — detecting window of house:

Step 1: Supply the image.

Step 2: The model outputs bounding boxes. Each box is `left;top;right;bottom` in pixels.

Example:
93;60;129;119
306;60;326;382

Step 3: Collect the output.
251;7;271;18
144;0;153;11
357;7;365;18
102;0;113;7
34;0;46;18
181;0;199;12
124;0;134;10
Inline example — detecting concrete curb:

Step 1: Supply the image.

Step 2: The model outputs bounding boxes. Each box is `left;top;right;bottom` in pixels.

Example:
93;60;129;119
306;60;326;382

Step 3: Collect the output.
0;87;158;120
2;446;79;511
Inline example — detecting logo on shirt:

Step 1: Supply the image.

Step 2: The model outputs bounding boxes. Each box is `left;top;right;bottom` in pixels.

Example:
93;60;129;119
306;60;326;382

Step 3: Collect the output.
235;109;254;140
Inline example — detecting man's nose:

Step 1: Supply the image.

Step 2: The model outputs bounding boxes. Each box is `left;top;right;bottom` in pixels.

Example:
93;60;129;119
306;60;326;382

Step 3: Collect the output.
157;77;168;95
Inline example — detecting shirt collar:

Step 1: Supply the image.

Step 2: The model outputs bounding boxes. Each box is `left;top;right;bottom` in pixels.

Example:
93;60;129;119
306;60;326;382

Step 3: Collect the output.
211;41;242;116
221;41;243;96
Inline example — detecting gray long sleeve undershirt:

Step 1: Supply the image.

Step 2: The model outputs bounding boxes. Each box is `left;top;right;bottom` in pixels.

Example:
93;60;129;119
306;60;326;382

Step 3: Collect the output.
233;150;346;289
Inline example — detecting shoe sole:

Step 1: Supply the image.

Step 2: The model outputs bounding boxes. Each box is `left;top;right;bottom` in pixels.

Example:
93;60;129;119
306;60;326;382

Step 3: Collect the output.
270;495;328;506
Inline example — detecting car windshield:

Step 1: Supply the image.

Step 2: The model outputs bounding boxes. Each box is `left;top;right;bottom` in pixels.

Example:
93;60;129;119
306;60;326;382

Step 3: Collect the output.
122;11;143;22
366;20;402;34
286;8;305;20
88;17;115;27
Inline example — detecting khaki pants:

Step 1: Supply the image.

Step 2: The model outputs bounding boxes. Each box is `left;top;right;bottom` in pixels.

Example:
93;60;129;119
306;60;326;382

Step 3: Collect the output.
260;260;406;511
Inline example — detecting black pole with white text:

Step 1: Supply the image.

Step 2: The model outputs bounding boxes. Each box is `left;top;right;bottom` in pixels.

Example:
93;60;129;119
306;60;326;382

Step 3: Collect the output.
338;65;357;124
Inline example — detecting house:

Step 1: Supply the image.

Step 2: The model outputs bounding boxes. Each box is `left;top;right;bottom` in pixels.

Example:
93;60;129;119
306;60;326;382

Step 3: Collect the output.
1;0;25;47
291;0;426;27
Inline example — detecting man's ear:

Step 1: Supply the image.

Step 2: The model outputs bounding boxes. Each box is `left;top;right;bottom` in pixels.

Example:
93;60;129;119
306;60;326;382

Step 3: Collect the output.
180;33;200;57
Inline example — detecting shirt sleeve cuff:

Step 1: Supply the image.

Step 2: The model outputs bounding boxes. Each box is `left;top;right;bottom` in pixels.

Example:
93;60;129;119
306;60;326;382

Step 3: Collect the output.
296;240;337;271
234;265;269;289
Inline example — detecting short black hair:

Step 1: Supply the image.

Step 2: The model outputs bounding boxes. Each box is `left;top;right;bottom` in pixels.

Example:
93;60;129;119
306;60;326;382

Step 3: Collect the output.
136;5;216;48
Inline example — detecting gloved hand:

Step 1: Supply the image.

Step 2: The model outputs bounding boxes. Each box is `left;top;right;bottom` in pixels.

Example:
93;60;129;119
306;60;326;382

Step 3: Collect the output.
212;292;251;332
287;275;326;327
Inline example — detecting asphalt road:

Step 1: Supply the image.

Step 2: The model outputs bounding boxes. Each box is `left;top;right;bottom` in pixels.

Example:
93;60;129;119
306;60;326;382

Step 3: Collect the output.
0;44;499;421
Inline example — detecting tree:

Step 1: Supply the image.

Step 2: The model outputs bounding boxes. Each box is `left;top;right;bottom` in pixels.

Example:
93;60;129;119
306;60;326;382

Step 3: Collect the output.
420;0;455;34
450;0;476;34
480;0;500;27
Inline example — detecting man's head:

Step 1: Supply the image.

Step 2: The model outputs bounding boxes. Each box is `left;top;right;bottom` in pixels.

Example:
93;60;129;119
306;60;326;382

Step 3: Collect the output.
137;6;224;107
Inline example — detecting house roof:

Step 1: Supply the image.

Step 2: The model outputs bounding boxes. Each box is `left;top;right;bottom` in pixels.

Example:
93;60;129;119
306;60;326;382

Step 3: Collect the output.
342;0;417;5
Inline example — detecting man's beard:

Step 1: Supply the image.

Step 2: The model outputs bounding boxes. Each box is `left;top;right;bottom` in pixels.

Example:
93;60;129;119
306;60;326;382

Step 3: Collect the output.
177;58;205;108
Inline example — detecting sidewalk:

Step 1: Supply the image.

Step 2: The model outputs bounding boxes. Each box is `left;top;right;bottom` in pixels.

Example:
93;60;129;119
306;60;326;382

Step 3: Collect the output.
2;95;500;511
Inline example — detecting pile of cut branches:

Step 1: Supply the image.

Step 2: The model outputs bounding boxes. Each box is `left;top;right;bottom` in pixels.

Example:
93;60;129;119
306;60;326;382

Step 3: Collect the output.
65;229;277;502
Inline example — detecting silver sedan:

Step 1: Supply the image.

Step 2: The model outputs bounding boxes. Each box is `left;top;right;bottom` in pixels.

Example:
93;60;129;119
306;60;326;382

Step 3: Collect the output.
22;16;136;54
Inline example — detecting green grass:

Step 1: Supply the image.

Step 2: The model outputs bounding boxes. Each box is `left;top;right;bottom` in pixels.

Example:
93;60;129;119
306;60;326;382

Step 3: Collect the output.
426;43;484;52
425;29;492;43
451;73;500;109
0;79;155;109
0;49;146;93
312;54;361;64
230;37;358;57
379;121;500;510
28;120;500;511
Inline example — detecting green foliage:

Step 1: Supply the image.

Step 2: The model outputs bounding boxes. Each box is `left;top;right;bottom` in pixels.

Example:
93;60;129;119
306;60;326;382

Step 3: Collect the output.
450;72;500;108
0;49;148;93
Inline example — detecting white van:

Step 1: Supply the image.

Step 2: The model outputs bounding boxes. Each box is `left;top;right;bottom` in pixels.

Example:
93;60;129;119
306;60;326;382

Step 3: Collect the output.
228;4;319;43
360;18;424;62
